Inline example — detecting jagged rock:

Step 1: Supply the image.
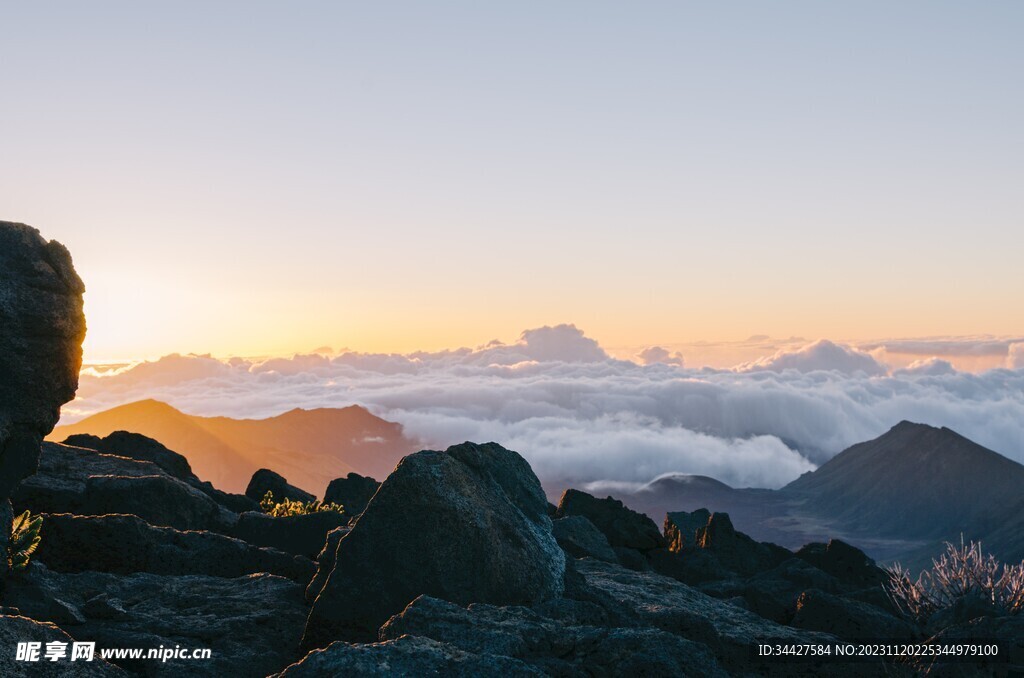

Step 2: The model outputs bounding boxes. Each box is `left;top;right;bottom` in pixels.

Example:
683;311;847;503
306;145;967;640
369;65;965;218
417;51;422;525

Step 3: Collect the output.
574;558;838;673
379;595;727;677
555;489;665;551
229;510;347;559
36;513;313;582
794;539;887;588
10;563;307;676
63;432;195;482
551;515;617;563
0;222;86;586
305;527;350;603
792;589;916;641
695;512;790;576
276;636;543;677
323;473;379;515
0;614;124;676
12;442;245;527
83;475;237;532
303;442;565;646
246;469;316;504
664;508;711;553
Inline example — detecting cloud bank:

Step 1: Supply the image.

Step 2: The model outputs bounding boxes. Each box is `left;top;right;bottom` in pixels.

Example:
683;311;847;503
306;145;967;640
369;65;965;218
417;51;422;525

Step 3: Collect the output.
68;325;1024;491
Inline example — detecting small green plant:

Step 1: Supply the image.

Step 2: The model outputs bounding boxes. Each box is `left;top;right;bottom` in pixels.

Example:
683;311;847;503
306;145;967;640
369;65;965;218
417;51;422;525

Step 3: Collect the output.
9;510;43;572
887;538;1024;623
260;491;344;517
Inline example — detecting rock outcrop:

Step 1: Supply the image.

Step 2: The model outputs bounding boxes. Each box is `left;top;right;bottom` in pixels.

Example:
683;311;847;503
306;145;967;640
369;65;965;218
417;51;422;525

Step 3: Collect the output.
665;508;711;553
0;222;86;588
63;432;196;482
379;595;728;677
35;513;313;582
554;489;665;553
0;614;124;676
323;473;379;515
11;563;307;676
791;589;916;640
573;558;839;673
245;469;316;504
695;512;790;576
303;442;565;646
277;635;542;677
551;515;618;563
13;442;238;531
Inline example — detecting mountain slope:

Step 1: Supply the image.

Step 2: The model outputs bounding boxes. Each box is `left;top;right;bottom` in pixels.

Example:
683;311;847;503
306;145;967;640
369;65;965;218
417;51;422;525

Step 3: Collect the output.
596;421;1024;566
782;420;1024;540
50;400;418;496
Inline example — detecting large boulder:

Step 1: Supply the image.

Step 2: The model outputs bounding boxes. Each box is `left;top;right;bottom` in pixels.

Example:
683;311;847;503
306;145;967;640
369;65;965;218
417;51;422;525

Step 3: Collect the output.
0;222;86;586
551;515;618;563
1;614;124;676
63;431;195;482
554;489;665;552
323;473;379;515
303;442;566;646
12;442;247;525
229;510;347;559
83;475;237;532
9;563;308;676
378;595;727;677
35;513;314;582
245;469;316;504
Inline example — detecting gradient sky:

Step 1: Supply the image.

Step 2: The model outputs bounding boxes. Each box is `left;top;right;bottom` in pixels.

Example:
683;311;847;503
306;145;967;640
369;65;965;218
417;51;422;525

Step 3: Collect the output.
2;2;1022;362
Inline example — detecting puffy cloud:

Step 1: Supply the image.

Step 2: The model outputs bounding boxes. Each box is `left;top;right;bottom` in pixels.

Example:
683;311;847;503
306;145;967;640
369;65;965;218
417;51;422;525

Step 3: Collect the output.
894;358;957;376
737;340;888;376
1009;343;1024;370
507;324;608;363
636;346;685;366
68;326;1024;491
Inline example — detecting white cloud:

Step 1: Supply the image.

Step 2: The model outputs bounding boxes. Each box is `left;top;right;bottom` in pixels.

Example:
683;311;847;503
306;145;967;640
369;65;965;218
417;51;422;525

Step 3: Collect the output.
1009;343;1024;370
737;339;888;376
66;328;1024;491
636;346;685;366
893;357;957;376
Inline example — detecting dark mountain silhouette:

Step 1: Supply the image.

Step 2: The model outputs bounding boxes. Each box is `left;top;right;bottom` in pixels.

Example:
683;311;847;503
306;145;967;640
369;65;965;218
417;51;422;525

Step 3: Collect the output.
604;421;1024;566
49;399;418;496
783;420;1024;541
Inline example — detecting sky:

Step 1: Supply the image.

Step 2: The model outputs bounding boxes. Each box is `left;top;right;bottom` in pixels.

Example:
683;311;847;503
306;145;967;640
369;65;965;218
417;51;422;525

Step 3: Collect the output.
2;2;1023;362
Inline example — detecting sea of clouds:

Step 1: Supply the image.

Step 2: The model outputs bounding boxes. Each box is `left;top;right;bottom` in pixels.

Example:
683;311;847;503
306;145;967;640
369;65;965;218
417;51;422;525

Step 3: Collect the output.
68;325;1024;490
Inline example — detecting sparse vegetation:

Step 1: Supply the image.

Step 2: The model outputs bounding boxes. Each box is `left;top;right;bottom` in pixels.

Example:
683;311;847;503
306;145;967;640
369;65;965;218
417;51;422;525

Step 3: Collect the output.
260;491;344;517
9;510;43;572
887;538;1024;623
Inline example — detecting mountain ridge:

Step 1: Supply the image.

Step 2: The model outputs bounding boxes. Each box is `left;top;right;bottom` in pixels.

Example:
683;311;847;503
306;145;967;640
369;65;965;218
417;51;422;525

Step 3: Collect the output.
50;399;418;495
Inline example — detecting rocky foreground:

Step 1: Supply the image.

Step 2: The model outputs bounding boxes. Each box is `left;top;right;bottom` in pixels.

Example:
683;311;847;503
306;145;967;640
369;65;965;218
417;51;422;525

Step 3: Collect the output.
2;221;1022;676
